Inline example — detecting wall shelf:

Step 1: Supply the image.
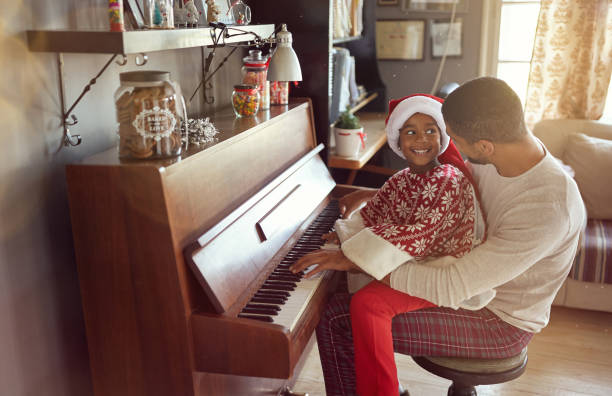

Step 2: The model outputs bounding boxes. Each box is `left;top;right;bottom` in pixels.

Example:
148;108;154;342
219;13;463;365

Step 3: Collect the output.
27;25;275;151
26;25;275;54
332;35;362;44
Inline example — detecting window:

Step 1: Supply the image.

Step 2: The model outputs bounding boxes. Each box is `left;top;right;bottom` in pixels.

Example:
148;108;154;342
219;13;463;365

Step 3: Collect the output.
496;0;541;107
481;0;612;121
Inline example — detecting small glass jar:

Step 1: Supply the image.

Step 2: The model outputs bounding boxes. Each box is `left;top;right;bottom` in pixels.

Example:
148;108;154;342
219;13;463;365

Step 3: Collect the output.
270;81;289;105
241;50;269;111
232;84;260;117
143;0;174;29
115;70;186;159
230;0;251;25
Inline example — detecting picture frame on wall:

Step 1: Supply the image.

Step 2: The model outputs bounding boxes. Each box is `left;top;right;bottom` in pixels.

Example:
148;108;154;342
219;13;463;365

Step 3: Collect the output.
430;18;462;58
375;19;425;60
401;0;468;13
378;0;399;5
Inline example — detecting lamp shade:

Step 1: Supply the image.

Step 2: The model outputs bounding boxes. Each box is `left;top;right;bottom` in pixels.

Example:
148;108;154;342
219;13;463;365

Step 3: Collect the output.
267;24;302;82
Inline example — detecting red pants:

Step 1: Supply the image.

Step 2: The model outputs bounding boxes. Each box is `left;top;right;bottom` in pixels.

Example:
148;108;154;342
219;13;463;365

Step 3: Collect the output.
350;281;436;396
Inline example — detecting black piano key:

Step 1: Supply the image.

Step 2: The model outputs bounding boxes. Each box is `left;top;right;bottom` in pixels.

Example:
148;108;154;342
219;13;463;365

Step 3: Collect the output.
251;297;285;304
265;280;297;287
238;313;273;322
241;307;279;316
246;303;281;311
268;275;301;282
261;284;294;291
255;290;290;297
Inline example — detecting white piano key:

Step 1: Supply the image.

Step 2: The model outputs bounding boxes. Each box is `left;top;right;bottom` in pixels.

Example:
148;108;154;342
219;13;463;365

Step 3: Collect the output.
272;275;323;331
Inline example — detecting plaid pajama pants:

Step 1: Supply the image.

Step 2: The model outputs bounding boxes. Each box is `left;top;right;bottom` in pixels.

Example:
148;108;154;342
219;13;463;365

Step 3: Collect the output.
316;290;533;396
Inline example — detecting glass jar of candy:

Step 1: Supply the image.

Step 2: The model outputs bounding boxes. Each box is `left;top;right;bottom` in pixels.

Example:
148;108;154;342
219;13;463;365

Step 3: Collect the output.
232;84;260;117
241;49;269;110
114;70;186;159
270;81;289;105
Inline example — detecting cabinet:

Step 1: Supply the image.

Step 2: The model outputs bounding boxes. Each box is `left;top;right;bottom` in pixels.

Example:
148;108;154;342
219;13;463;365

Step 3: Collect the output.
250;0;386;163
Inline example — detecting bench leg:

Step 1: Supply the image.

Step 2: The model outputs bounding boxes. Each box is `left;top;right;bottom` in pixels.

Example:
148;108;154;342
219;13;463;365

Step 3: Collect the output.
448;382;477;396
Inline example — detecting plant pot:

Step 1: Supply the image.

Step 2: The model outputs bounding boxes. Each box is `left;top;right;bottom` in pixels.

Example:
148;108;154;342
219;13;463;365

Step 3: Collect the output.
334;126;366;157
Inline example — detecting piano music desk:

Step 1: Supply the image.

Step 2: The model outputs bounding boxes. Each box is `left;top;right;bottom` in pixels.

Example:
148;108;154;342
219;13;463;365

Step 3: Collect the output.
328;112;395;184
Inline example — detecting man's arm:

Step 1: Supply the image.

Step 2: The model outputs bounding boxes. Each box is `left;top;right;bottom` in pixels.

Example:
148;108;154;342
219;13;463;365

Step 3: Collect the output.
389;202;571;307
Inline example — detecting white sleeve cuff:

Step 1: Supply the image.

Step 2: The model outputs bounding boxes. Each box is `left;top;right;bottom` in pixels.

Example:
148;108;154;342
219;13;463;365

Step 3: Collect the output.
334;212;365;243
341;228;413;280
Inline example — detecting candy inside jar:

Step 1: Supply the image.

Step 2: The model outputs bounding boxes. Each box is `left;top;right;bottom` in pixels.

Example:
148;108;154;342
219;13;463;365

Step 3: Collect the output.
232;84;260;117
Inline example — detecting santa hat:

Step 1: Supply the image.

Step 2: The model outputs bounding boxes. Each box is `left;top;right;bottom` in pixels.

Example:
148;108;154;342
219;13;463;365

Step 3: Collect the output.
385;94;450;160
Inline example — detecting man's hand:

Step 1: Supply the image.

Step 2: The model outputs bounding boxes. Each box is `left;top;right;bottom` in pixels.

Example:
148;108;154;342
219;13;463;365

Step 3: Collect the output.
290;249;362;279
339;189;378;219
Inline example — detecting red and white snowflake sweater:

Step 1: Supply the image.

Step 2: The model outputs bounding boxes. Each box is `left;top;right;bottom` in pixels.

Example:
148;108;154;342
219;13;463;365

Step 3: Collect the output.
335;164;489;307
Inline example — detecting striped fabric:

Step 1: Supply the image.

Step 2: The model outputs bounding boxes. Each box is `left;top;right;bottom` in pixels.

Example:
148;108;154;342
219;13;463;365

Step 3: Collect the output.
317;293;533;396
570;219;612;284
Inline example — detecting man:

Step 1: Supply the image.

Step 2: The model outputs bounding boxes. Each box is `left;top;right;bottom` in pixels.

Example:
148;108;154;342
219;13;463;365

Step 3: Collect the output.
290;77;585;396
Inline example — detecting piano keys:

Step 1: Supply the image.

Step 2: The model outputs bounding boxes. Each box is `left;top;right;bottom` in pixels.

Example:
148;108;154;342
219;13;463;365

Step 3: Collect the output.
66;99;356;396
237;201;340;329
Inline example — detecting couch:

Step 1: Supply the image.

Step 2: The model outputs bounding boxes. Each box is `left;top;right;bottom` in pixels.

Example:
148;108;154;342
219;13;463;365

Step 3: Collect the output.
533;119;612;313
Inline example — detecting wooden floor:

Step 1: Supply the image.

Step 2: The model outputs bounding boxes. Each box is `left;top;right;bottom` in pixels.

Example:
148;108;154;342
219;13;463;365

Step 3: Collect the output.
293;306;612;395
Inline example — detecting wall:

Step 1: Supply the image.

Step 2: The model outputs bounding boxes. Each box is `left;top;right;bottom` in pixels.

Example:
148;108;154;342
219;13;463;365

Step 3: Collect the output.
0;1;242;395
376;0;484;99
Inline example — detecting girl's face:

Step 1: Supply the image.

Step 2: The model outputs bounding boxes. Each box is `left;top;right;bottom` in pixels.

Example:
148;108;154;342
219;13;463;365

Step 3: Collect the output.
399;112;442;174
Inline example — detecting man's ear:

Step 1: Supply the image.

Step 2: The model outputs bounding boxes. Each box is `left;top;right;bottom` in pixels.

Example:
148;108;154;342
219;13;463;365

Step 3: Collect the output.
476;140;495;156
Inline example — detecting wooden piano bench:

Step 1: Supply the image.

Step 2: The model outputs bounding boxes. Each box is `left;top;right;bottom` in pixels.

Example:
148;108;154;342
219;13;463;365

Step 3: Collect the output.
407;347;527;396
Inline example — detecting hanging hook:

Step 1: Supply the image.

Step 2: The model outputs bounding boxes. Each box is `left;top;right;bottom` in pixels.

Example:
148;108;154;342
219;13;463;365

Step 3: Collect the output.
65;114;78;126
135;53;148;66
115;54;128;66
63;115;82;147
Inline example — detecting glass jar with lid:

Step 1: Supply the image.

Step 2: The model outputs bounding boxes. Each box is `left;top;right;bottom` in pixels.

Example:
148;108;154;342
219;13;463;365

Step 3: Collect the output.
232;84;260;117
114;70;186;159
241;49;269;110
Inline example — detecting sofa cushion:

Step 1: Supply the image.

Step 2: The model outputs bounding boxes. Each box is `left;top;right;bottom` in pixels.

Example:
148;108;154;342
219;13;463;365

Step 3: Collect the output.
562;133;612;219
570;219;612;284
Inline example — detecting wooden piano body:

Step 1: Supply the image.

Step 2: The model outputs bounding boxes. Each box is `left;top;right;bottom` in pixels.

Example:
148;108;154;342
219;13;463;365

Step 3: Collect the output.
66;100;347;396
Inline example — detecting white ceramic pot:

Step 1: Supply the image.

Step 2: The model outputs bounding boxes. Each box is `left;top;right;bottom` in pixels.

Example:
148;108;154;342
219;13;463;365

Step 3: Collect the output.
334;126;366;157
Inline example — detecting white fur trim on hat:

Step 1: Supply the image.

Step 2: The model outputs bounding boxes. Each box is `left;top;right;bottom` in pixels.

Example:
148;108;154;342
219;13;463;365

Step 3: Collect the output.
385;95;449;159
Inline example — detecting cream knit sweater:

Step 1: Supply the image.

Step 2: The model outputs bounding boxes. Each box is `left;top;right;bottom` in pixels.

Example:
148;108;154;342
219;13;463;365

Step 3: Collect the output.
390;149;585;332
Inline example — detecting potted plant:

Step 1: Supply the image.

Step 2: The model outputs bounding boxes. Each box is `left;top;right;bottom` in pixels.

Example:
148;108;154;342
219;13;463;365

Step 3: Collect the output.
334;106;366;157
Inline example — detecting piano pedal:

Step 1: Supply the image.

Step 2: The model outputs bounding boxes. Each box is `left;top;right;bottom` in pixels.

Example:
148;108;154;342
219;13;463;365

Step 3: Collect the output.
280;387;308;396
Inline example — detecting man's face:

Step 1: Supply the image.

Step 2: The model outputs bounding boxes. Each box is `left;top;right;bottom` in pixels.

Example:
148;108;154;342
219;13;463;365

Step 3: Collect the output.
446;125;490;165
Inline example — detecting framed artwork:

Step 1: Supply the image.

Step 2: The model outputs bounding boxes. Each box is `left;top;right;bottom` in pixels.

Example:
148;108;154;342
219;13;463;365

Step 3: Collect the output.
375;20;425;60
378;0;399;5
401;0;468;13
430;18;462;58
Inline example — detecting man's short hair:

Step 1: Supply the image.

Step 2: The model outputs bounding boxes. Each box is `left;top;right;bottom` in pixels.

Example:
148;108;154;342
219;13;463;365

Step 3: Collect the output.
441;77;527;143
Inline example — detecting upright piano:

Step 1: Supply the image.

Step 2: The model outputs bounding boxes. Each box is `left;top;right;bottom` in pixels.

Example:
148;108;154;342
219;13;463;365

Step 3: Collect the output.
66;99;354;395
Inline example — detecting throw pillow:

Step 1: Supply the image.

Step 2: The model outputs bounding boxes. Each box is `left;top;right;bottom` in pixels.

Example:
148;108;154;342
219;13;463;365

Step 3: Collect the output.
563;133;612;219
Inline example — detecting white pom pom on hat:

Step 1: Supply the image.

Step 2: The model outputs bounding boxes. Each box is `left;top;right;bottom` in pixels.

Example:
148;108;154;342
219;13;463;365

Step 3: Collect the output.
385;94;450;160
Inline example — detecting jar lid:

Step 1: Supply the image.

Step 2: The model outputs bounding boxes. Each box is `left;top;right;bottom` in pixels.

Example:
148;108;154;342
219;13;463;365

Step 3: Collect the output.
243;49;268;68
234;84;258;90
120;70;171;83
